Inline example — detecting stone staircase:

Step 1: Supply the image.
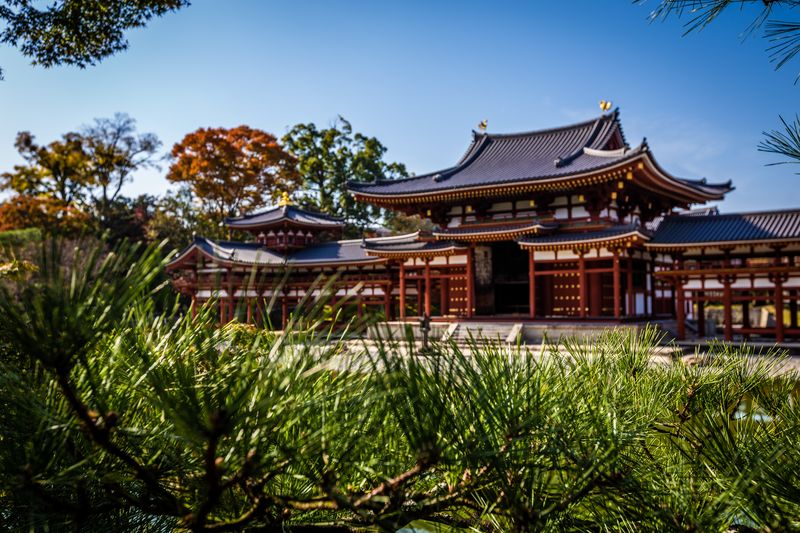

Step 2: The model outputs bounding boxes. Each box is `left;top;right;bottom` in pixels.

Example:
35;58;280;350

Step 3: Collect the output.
446;322;523;345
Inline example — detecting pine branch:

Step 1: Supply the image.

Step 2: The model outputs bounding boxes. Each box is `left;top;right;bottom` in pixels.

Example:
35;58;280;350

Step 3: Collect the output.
54;371;184;517
759;115;800;166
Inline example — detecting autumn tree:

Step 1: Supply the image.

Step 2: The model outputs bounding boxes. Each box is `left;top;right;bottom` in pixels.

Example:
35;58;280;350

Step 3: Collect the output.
166;126;300;223
1;131;93;205
283;116;407;234
0;0;188;78
0;194;92;235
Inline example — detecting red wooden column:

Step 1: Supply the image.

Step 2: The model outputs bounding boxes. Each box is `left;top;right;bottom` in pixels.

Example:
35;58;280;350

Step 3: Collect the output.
399;261;407;320
626;256;635;316
423;258;432;317
281;295;289;329
384;280;393;319
416;280;423;317
722;279;733;342
578;251;587;319
612;250;621;320
528;249;536;319
466;246;475;318
697;291;705;338
676;278;686;340
227;268;235;323
775;276;785;343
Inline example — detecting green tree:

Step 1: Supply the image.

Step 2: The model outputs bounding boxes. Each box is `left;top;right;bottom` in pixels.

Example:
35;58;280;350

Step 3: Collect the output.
282;116;408;235
147;185;221;248
0;0;188;78
1;130;93;205
638;0;800;166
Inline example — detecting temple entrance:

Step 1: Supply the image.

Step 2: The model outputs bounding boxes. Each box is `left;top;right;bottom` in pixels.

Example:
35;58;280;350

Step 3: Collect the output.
474;241;530;316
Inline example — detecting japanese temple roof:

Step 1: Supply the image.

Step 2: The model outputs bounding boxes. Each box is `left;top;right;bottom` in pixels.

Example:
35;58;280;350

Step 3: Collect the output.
432;219;558;241
518;223;650;251
348;110;732;202
224;204;344;231
168;233;419;270
647;208;800;249
363;239;468;258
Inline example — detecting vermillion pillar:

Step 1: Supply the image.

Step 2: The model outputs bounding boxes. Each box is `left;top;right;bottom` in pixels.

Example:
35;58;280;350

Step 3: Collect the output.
697;291;705;338
722;279;733;342
528;249;536;319
384;281;393;319
626;256;635;316
676;281;686;340
424;258;432;317
612;251;621;320
775;277;785;343
399;261;407;320
281;296;289;329
578;251;587;319
466;247;475;318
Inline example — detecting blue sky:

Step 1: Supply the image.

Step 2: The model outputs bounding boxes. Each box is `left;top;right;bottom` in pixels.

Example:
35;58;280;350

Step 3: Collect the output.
0;0;798;212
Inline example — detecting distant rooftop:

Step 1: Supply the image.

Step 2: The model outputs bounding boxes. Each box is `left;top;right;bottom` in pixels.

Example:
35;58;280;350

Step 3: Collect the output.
225;204;344;231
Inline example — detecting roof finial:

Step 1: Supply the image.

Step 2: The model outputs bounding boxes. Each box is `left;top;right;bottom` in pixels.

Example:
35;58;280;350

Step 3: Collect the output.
278;191;292;207
599;100;613;113
477;119;488;132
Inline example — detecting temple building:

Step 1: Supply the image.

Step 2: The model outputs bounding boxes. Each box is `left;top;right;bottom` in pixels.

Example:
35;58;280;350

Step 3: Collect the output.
167;109;800;342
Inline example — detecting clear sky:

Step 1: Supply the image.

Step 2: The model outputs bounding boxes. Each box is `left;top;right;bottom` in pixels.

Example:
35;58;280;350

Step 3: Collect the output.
0;0;798;213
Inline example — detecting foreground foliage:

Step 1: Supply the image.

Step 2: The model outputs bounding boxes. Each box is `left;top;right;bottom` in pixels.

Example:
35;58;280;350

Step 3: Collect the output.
0;241;799;531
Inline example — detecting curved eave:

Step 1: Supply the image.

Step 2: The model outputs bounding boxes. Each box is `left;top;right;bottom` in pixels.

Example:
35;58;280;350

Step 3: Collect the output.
365;245;468;259
350;150;727;206
646;237;800;252
636;150;731;203
518;230;650;252
432;223;555;242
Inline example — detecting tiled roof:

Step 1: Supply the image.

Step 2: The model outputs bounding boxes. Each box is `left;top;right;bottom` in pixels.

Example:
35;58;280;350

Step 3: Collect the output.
433;219;558;239
225;205;343;230
347;110;731;199
363;240;467;257
649;209;800;247
517;223;649;249
169;233;420;269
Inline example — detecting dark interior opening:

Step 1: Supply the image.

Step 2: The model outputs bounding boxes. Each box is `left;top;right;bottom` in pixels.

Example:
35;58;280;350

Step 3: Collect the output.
491;241;530;315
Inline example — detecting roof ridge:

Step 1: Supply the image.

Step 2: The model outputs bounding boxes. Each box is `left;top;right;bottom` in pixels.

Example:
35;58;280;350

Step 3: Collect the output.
666;207;800;220
478;108;619;140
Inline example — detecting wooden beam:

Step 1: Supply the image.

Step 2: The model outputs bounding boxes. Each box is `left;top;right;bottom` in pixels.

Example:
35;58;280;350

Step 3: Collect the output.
654;265;800;277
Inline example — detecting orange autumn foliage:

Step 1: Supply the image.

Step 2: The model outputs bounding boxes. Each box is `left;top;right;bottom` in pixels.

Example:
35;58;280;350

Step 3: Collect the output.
166;126;300;221
0;194;93;235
